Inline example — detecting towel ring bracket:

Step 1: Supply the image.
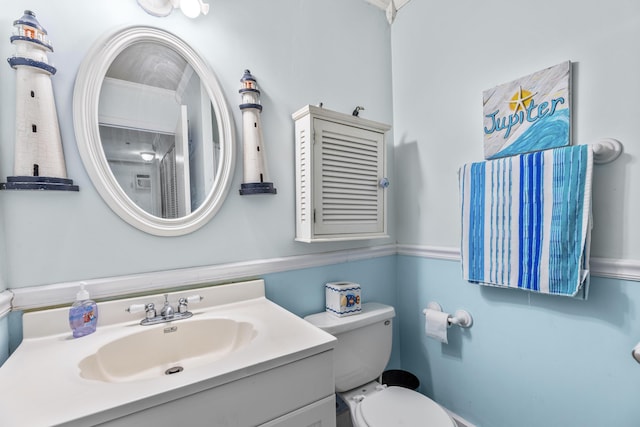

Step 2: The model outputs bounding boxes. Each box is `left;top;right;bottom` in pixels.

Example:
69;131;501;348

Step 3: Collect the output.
591;138;623;164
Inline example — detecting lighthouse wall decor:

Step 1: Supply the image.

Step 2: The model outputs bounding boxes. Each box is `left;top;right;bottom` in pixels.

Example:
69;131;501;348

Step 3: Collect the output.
482;61;571;160
2;10;78;191
238;69;276;195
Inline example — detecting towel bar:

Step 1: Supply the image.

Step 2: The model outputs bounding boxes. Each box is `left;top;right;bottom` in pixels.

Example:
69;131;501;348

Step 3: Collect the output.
591;138;623;164
632;342;640;364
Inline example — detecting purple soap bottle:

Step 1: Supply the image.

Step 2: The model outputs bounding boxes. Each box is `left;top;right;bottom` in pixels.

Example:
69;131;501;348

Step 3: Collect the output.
68;283;98;338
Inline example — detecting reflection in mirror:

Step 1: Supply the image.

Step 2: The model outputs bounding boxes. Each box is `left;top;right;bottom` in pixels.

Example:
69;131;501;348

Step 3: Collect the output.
99;126;199;218
98;41;218;218
73;26;235;236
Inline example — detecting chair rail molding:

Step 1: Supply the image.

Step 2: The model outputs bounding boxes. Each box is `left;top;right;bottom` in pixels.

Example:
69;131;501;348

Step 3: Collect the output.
8;244;639;311
397;244;640;282
10;245;397;311
0;291;12;319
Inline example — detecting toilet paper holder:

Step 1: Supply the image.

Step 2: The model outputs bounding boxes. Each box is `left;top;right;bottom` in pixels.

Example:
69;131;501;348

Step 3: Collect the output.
423;302;473;328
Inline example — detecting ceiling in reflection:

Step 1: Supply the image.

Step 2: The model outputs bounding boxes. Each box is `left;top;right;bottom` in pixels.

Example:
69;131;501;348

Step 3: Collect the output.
106;42;188;91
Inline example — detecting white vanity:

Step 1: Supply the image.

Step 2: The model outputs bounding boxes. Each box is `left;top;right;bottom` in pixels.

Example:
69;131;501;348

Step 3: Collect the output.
0;280;336;426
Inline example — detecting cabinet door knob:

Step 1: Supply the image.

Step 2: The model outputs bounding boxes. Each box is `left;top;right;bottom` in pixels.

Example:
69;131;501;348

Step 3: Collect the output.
379;178;390;188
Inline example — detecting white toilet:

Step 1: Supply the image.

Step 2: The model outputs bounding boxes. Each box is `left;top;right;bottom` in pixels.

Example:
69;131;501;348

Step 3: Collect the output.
305;302;457;427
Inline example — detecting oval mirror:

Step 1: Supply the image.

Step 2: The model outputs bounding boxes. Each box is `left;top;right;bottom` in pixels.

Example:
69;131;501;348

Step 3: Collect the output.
73;26;235;236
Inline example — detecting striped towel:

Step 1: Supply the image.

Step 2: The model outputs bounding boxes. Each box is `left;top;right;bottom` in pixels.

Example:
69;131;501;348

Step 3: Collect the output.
459;145;592;297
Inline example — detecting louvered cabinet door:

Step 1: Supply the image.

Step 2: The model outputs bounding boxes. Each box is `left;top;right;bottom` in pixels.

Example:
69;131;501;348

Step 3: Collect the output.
312;119;384;236
293;105;390;242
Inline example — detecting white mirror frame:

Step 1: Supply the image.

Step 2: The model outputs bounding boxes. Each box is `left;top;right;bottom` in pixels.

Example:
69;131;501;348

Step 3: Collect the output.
73;26;235;236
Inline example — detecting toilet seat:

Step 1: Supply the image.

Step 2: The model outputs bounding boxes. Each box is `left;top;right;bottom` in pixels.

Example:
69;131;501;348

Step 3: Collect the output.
355;386;456;427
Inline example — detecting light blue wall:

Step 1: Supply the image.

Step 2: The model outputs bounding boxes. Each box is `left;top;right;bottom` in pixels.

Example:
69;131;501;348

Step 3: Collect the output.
263;255;401;368
391;0;640;426
0;317;7;364
4;256;401;365
0;0;394;289
391;0;640;259
0;0;393;363
397;256;640;427
4;1;640;425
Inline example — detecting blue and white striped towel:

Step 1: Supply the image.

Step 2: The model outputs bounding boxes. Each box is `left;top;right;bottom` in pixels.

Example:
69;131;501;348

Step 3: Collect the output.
459;145;592;297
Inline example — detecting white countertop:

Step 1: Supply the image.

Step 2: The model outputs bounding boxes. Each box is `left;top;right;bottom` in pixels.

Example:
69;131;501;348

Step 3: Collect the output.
0;280;336;426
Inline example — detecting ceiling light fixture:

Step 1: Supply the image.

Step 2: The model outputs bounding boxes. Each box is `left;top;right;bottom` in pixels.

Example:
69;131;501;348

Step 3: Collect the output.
137;0;209;18
176;0;209;18
140;151;155;162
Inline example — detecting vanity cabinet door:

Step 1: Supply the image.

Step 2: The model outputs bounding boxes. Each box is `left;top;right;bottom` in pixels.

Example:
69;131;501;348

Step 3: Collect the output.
259;395;336;427
91;350;335;427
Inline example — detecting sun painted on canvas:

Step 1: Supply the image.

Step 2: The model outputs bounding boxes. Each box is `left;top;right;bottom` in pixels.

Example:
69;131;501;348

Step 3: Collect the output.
507;86;537;113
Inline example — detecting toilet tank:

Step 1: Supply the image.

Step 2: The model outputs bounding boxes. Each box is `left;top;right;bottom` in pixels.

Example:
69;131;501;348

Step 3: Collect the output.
305;303;395;392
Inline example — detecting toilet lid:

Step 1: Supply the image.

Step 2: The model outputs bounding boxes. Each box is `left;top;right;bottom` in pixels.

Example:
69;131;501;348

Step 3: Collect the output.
359;386;456;427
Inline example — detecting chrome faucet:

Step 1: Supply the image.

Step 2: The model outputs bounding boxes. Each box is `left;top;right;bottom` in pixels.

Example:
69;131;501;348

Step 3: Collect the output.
160;294;175;319
127;294;203;326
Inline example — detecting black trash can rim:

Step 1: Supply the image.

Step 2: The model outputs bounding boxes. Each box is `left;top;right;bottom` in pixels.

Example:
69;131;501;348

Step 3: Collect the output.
381;369;420;390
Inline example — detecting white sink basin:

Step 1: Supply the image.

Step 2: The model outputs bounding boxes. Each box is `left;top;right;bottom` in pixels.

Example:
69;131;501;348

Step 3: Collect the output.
79;318;256;382
0;280;336;427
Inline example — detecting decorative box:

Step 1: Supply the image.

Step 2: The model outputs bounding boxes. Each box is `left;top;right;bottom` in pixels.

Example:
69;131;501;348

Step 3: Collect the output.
325;282;361;317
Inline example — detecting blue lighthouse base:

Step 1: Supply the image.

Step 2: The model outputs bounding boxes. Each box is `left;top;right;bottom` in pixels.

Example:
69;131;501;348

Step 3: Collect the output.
1;176;79;191
239;182;277;195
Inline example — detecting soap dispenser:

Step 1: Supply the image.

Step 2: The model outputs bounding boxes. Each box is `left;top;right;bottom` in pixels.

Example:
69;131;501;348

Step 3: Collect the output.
68;283;98;338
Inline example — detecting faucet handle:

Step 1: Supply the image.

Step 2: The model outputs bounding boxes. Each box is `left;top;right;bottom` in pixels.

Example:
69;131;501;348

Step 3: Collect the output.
177;295;203;313
186;295;203;304
126;302;156;319
178;297;188;313
126;303;146;313
145;303;156;319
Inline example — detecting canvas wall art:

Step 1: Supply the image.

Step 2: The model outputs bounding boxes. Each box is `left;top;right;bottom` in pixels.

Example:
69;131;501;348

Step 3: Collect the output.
483;61;571;159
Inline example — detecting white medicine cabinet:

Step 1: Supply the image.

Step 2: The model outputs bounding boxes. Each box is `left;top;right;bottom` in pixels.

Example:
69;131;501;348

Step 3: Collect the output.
292;105;390;242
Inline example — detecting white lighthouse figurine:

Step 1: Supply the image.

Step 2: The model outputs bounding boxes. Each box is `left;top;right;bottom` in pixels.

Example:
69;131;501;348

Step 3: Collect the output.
238;69;276;195
2;10;77;191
